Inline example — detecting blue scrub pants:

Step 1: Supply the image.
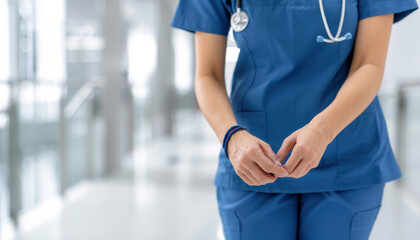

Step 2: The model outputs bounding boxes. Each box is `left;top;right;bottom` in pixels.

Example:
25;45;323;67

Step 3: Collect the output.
216;184;385;240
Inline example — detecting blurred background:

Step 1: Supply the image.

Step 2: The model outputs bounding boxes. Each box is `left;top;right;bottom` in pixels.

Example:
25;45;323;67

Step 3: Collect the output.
0;0;419;239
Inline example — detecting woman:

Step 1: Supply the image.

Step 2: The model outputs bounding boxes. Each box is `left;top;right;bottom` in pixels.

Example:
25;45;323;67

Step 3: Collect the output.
171;0;418;239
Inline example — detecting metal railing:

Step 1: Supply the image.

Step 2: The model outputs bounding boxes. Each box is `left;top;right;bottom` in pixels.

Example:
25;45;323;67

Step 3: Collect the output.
59;79;105;195
0;78;106;223
63;80;105;118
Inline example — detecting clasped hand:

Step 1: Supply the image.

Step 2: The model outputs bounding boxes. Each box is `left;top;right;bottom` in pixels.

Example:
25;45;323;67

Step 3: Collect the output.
227;124;330;186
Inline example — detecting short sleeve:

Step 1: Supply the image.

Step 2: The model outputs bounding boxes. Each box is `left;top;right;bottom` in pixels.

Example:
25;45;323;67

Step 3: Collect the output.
358;0;419;23
170;0;232;36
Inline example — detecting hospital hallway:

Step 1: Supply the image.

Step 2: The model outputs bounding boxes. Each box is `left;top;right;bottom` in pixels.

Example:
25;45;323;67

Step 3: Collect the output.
1;0;420;239
1;106;419;240
2;111;420;240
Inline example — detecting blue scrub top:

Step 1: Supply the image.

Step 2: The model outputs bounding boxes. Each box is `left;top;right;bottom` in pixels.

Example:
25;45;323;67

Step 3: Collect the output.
171;0;419;193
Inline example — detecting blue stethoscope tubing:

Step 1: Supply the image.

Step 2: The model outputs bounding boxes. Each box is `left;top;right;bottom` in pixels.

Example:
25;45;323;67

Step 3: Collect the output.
230;0;353;43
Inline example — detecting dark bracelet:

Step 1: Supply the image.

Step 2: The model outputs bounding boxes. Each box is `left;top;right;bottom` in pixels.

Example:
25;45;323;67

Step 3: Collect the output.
222;125;242;148
222;124;247;159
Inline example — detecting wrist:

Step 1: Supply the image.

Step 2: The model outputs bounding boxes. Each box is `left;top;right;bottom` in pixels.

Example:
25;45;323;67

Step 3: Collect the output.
308;115;335;144
226;128;247;153
222;124;248;159
229;128;247;142
218;122;239;144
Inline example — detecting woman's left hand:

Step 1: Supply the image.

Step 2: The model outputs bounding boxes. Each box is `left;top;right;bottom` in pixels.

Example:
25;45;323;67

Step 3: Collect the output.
275;124;331;178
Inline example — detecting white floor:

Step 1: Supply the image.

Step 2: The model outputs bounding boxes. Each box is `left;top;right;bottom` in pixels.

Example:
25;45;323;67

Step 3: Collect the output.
3;132;419;240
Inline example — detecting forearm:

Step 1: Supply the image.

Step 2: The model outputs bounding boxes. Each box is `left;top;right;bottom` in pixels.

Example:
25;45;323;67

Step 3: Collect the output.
195;76;237;144
309;63;384;143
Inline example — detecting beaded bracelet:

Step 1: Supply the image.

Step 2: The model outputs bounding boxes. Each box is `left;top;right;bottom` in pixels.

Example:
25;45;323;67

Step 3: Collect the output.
222;124;248;159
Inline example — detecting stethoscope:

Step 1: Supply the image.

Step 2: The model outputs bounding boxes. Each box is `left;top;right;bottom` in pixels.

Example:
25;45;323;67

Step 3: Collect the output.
231;0;353;43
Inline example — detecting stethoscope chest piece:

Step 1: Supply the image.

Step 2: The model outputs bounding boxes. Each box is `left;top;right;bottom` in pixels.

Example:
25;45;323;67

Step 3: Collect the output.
231;10;249;32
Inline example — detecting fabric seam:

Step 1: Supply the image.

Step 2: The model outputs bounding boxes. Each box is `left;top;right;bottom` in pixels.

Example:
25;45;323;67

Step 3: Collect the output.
359;0;418;20
171;17;230;36
349;205;381;239
239;34;257;111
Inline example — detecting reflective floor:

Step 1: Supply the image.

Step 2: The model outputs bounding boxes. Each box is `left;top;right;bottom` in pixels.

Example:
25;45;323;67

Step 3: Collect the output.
5;111;420;240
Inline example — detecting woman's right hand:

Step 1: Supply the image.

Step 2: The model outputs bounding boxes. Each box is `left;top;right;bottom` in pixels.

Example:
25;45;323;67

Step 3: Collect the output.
227;130;289;186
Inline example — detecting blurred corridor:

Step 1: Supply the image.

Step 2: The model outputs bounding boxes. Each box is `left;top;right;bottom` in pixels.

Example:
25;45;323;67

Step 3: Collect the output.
0;0;419;239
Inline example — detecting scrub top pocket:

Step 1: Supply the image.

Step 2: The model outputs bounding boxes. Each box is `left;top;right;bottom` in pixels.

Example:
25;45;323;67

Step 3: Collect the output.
336;112;381;178
234;111;268;142
337;112;380;157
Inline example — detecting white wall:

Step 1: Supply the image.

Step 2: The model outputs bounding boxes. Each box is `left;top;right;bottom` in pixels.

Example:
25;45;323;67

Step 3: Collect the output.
383;4;420;88
35;0;66;81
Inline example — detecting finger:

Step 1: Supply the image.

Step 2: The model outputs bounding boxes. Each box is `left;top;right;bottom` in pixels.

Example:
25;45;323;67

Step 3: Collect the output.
249;162;277;184
254;148;289;177
305;160;320;174
301;164;314;178
243;168;260;185
283;145;304;174
238;170;253;185
259;141;286;171
246;163;266;184
276;134;297;165
234;164;254;185
259;141;278;163
288;158;309;178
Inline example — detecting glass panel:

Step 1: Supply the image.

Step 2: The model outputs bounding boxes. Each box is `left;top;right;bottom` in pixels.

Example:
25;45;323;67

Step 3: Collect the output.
16;0;66;210
0;113;9;222
0;0;9;80
19;83;60;209
66;88;88;186
378;92;399;150
64;0;105;188
65;87;104;186
18;0;36;79
404;90;420;198
91;89;104;178
0;80;10;221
